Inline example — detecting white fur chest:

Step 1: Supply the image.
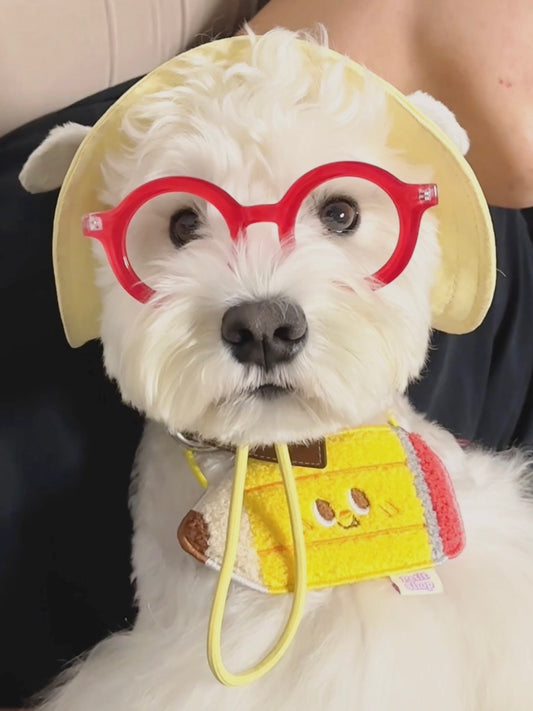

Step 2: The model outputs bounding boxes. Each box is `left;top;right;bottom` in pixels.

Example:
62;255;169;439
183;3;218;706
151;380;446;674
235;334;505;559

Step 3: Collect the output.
118;414;533;711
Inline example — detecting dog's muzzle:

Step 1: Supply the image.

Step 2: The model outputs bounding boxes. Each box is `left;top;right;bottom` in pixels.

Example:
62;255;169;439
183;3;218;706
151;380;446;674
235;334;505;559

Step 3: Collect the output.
221;299;307;371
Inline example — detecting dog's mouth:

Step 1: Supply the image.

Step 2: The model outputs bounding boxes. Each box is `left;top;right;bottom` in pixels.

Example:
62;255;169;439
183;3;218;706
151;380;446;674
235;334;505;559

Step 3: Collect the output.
214;382;295;409
251;384;294;399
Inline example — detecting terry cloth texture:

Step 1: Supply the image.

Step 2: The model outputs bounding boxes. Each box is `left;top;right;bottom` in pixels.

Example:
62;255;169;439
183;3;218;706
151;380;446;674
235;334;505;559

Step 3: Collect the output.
1;80;533;705
179;425;465;594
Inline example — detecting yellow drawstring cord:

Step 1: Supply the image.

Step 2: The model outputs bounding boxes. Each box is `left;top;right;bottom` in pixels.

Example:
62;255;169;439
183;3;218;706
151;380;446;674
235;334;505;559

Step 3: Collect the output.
184;449;209;489
387;411;400;428
207;443;307;686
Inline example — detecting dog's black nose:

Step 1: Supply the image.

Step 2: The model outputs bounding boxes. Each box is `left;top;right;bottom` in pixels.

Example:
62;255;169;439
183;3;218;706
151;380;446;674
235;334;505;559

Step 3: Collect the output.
221;299;308;370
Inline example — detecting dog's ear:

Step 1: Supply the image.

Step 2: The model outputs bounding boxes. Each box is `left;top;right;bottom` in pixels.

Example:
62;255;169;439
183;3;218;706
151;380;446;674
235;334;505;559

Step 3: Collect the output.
19;122;91;193
407;91;469;156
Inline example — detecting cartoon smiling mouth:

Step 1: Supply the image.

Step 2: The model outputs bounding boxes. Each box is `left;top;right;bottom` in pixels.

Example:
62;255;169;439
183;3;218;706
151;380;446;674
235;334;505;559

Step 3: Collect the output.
336;514;360;529
313;488;371;530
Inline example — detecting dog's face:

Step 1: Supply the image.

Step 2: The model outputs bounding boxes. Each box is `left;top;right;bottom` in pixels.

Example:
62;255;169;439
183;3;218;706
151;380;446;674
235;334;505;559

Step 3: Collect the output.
95;34;441;446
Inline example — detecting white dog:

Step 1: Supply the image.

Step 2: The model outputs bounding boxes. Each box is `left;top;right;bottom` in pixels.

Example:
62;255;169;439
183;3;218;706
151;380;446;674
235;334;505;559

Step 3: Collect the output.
21;29;533;711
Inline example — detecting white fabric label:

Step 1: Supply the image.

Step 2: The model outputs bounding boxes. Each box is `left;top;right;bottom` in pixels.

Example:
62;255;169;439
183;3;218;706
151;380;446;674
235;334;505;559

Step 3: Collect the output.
390;569;443;595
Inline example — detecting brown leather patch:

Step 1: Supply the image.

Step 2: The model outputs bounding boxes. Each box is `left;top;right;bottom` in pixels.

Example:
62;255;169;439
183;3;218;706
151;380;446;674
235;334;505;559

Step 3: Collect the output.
213;440;327;468
177;510;209;563
179;433;327;468
250;440;327;468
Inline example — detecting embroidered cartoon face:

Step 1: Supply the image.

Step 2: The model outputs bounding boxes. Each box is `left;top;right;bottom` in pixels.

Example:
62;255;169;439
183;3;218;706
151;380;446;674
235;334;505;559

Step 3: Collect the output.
239;442;434;591
312;488;370;529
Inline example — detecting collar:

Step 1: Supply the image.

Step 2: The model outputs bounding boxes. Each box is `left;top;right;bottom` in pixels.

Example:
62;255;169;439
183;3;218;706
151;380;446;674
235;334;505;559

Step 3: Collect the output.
173;430;327;468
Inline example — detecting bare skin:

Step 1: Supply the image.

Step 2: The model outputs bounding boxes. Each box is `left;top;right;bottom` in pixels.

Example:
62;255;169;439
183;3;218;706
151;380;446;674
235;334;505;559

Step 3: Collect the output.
250;0;533;208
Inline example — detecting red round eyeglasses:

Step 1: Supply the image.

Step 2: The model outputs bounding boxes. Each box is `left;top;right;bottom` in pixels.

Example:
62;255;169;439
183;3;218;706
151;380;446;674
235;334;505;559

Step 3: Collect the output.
82;161;438;302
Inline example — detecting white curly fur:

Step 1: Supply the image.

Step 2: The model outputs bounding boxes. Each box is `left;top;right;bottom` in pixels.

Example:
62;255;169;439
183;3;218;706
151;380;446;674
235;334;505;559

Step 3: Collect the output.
23;29;533;711
95;30;440;447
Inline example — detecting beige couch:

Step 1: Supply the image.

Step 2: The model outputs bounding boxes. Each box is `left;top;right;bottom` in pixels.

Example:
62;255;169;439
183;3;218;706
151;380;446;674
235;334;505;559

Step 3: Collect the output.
0;0;259;137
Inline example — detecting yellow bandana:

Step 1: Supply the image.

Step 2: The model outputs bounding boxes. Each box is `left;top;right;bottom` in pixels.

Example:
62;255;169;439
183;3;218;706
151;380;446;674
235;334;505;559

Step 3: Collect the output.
178;423;464;594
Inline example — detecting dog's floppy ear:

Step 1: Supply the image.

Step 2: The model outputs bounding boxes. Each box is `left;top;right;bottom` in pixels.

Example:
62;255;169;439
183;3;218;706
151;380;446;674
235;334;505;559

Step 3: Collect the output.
19;122;91;193
407;91;469;156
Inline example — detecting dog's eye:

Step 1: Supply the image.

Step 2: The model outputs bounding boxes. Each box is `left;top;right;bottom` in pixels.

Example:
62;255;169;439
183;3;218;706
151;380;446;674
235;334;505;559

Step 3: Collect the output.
169;208;201;247
318;197;360;235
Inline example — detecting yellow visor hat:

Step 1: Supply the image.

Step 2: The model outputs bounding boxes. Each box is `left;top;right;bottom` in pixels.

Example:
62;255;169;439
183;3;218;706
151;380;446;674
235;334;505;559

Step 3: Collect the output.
53;35;496;347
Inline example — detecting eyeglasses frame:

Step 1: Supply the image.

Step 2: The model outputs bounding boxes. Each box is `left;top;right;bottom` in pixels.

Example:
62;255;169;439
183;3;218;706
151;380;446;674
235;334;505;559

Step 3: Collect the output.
82;161;438;302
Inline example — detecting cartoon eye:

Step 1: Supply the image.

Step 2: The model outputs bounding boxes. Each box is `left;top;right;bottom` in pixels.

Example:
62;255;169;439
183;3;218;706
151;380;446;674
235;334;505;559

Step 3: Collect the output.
313;499;336;527
348;488;370;515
